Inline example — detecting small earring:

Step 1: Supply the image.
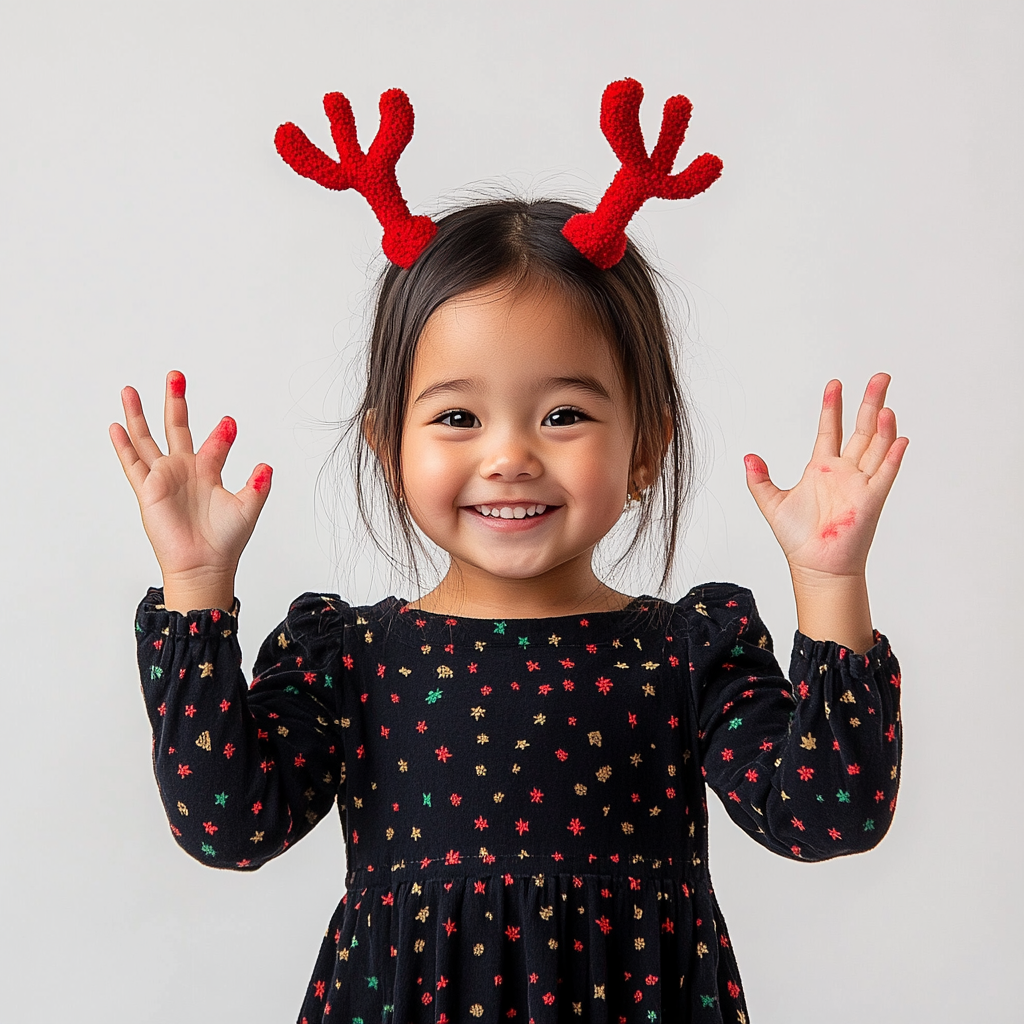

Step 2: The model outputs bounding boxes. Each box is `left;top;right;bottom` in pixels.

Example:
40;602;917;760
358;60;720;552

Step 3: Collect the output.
624;486;642;511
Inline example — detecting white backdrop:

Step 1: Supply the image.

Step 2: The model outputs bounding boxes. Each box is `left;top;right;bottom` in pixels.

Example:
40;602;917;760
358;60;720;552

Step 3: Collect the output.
1;2;1020;1021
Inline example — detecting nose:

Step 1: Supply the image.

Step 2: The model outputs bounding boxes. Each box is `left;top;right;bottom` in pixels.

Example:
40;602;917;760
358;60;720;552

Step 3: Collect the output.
478;428;542;481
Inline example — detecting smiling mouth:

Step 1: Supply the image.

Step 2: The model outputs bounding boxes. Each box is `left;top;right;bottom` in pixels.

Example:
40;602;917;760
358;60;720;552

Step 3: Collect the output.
468;504;558;520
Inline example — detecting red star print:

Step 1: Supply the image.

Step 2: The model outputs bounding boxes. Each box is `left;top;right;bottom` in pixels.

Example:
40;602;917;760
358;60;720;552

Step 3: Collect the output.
223;743;235;758
391;693;400;703
313;980;325;999
219;699;230;712
631;792;640;803
797;766;814;781
474;880;486;893
595;915;612;934
474;816;488;830
595;677;613;694
875;790;886;802
668;655;679;667
340;654;352;670
668;715;679;728
555;749;568;761
184;705;196;718
515;818;529;835
505;925;521;941
562;679;574;691
480;685;492;695
203;822;217;834
567;817;585;835
157;702;166;716
560;657;575;668
443;917;457;936
381;726;390;739
444;849;461;865
376;664;385;678
791;817;805;831
468;663;478;673
847;763;861;775
586;643;597;653
828;827;842;840
721;748;734;761
537;683;552;695
416;721;428;733
259;759;274;773
450;793;462;806
530;788;543;803
252;801;262;814
189;622;198;635
666;787;676;799
177;764;191;778
304;671;317;683
728;791;740;802
526;660;540;671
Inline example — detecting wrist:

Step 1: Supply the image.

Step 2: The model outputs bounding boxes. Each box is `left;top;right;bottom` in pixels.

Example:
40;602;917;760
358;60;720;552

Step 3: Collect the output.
161;567;237;615
788;567;873;654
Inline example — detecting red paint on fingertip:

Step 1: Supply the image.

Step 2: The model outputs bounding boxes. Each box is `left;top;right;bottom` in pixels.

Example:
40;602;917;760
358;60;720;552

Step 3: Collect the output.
744;454;766;476
820;509;856;541
252;465;272;494
215;417;237;445
168;371;186;398
823;383;840;407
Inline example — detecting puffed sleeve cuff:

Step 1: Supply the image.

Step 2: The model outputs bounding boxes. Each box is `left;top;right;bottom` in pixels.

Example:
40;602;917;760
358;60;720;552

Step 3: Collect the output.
789;628;899;687
135;586;240;639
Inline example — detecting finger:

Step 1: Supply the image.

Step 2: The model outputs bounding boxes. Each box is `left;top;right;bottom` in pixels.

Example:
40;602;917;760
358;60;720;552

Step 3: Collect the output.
842;372;890;465
195;416;238;485
163;370;194;456
810;380;843;462
121;385;164;466
744;454;785;518
859;406;898;477
109;422;150;494
235;464;273;521
867;436;909;501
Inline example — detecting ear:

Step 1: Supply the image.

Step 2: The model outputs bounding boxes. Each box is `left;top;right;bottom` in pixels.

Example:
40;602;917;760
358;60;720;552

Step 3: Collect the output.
631;406;674;492
363;408;399;495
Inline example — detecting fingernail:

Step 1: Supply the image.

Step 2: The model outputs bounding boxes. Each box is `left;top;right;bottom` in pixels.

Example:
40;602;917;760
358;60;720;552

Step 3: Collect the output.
252;465;272;493
215;416;237;445
168;371;186;398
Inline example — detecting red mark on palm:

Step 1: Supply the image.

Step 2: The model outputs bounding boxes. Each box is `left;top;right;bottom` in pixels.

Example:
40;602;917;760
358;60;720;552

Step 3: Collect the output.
820;509;856;541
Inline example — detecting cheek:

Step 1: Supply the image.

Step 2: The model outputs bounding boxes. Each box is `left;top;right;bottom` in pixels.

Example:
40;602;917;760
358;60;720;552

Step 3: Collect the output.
401;435;466;505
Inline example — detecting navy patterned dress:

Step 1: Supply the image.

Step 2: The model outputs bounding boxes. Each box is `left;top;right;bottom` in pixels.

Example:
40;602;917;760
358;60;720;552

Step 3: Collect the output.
135;581;902;1023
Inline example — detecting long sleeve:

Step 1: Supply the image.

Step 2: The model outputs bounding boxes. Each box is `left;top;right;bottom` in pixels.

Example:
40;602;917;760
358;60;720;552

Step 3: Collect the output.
683;583;902;861
135;589;350;870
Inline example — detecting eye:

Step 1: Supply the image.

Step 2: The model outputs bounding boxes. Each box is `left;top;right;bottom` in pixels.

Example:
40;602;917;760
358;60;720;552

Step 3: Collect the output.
543;406;589;427
436;409;480;429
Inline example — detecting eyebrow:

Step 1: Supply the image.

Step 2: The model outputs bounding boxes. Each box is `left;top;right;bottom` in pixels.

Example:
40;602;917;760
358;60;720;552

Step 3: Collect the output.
414;374;612;404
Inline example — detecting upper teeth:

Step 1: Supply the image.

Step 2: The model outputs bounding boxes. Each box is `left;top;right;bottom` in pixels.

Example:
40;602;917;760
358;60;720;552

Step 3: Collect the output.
475;504;547;519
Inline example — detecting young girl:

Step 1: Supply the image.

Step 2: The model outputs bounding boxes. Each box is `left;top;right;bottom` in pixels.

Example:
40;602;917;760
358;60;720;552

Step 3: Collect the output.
111;93;907;1024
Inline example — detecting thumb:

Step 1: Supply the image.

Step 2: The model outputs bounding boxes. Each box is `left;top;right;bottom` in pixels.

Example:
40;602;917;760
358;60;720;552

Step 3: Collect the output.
743;454;783;518
236;463;273;520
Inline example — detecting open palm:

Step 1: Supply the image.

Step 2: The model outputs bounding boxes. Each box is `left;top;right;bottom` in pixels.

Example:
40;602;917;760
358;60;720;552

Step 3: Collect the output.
744;373;909;580
109;371;272;585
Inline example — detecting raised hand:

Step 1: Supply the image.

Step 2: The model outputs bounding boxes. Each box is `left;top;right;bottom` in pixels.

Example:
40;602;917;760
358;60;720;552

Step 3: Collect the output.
109;370;272;612
742;373;909;651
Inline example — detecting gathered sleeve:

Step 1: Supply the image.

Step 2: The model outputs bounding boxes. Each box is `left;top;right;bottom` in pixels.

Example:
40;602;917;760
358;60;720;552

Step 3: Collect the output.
682;583;902;861
134;589;351;870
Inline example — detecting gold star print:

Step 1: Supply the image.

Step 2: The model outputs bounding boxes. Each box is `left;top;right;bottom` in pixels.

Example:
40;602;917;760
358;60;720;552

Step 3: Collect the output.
353;797;363;808
398;759;408;772
363;630;373;644
399;667;412;677
177;801;188;816
411;881;422;894
477;733;489;744
475;765;487;776
596;765;612;782
533;713;546;725
474;641;486;651
511;763;521;773
539;905;554;920
574;783;588;795
533;873;545;886
612;638;622;648
641;660;659;670
642;682;656;696
250;831;265;844
758;635;768;649
195;731;211;751
339;948;350;961
841;689;856;703
780;790;790;800
277;725;289;737
437;665;453;678
588;731;602;746
199;662;214;678
891;765;898;779
479;847;490;858
849;717;862;727
634;638;643;650
688;822;695;837
548;634;561;646
630;753;643;766
603;805;611;816
410;826;422;841
415;907;430;922
420;644;430;654
515;739;530;750
694;602;708;616
614;661;629;669
493;792;505;802
276;633;289;649
470;706;486;720
800;733;816;750
356;615;367;625
594;984;606;1000
649;806;662;816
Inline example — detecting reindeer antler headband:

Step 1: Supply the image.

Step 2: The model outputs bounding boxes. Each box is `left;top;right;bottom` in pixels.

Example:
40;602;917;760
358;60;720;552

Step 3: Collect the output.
274;78;722;271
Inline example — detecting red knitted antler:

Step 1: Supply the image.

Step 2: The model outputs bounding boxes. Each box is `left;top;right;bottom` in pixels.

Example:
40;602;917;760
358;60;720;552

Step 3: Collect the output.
562;79;723;269
275;89;437;269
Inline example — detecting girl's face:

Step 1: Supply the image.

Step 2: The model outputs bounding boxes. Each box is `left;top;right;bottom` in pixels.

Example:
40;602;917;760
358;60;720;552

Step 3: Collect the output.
398;277;641;614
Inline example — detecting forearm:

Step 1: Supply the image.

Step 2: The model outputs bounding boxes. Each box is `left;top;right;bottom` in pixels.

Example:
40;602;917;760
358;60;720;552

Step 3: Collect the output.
789;566;873;654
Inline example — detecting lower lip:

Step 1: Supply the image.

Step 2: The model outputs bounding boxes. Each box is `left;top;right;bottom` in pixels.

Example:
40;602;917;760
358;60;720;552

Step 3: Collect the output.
463;507;559;532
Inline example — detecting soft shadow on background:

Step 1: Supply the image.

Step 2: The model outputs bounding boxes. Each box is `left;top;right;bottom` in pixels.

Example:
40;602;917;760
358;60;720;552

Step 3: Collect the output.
1;2;1020;1021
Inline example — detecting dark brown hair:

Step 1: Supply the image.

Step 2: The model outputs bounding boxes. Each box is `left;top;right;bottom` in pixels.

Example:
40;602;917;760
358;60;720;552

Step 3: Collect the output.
343;198;696;594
